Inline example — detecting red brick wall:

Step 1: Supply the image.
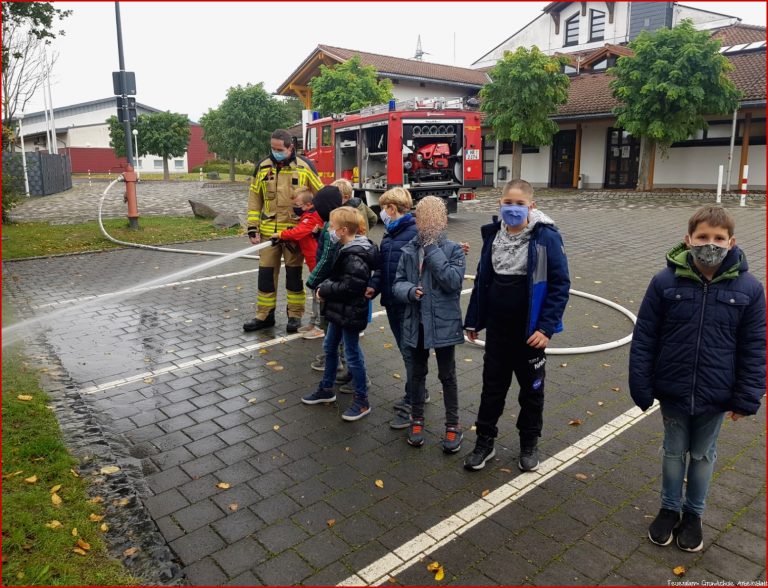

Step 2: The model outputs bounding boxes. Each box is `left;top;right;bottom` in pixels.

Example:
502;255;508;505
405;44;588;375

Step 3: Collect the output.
187;124;215;172
68;147;128;174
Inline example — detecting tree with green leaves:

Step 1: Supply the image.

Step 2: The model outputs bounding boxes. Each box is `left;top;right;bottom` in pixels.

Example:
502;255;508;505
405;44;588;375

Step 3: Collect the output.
309;56;394;116
609;20;741;191
200;83;292;180
108;112;190;180
480;47;570;181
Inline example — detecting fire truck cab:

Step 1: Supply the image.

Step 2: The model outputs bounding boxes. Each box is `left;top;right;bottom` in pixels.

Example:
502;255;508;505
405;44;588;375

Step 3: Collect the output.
303;97;482;214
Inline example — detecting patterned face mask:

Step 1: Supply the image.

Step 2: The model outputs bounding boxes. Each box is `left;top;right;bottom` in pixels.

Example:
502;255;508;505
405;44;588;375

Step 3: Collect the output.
690;243;728;267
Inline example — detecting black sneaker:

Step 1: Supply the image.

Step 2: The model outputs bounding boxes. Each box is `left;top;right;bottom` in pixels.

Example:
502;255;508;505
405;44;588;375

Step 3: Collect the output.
675;512;703;552
243;312;275;332
335;371;353;386
407;419;425;447
463;435;496;471
442;426;463;454
301;387;336;405
648;508;680;546
518;445;540;472
286;317;301;333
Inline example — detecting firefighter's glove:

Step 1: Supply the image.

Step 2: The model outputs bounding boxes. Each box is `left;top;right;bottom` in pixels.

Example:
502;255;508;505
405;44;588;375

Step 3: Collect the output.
270;236;281;246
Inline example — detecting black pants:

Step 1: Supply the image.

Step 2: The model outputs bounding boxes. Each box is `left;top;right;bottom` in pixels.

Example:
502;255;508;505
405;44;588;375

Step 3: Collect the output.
475;275;546;447
409;324;459;426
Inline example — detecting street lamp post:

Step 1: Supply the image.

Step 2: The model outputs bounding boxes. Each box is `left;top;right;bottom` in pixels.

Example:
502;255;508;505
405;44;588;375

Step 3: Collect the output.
17;112;31;197
132;128;139;174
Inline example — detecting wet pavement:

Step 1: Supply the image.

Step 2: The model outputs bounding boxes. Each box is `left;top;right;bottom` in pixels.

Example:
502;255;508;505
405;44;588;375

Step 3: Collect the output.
3;185;766;586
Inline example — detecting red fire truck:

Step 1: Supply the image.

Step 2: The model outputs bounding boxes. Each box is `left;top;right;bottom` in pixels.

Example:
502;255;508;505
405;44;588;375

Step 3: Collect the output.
302;97;482;213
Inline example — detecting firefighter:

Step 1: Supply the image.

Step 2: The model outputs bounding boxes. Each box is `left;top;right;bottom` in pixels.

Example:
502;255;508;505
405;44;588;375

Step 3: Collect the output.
244;129;324;333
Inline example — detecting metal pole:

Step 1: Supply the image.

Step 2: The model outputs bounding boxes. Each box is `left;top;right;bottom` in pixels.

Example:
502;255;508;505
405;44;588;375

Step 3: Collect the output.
18;117;31;197
725;108;737;191
716;164;723;204
45;49;58;154
114;2;133;166
42;76;52;153
114;1;138;229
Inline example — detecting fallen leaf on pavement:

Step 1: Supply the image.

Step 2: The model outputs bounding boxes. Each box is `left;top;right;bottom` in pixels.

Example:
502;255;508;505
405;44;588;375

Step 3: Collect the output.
71;528;78;537
611;387;621;392
266;360;278;366
560;363;568;368
123;547;139;557
17;395;33;401
481;489;490;497
143;377;154;384
586;411;594;416
673;566;686;577
568;419;583;426
100;523;109;532
258;349;268;355
24;475;38;484
272;365;284;371
45;520;63;529
50;484;62;494
100;466;120;475
247;398;257;404
374;479;384;489
597;401;605;407
216;482;231;490
89;514;104;522
602;363;611;367
114;498;130;507
72;548;87;556
88;497;103;504
499;468;513;474
277;399;286;404
392;373;401;379
273;424;280;431
229;503;239;512
574;473;589;481
464;358;473;362
326;519;336;527
383;343;394;349
51;493;62;506
70;469;80;477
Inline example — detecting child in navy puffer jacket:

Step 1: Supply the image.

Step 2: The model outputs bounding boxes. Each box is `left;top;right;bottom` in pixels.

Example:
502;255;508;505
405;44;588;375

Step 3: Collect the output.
630;205;765;553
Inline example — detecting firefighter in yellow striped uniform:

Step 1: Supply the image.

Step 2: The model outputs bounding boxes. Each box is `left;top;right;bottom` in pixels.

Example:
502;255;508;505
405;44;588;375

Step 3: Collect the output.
244;129;324;333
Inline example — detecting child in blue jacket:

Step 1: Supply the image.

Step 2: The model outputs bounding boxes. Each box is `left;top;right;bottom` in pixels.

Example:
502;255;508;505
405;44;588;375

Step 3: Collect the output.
463;179;570;473
630;205;765;553
393;196;466;452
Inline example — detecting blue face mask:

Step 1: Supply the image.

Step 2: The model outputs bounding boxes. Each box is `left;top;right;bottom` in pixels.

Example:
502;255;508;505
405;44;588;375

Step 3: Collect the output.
379;209;391;226
272;149;289;162
328;229;340;244
500;204;529;227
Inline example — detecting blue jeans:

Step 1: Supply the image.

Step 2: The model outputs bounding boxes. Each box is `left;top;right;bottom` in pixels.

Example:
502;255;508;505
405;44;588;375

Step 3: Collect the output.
660;406;725;517
385;304;423;405
321;322;368;399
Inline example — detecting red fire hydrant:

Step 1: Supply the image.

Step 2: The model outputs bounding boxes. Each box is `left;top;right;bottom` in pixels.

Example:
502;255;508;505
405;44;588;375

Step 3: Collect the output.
122;164;139;229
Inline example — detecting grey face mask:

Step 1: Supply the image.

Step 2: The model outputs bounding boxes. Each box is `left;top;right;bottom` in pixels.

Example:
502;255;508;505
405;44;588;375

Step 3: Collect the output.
690;243;728;267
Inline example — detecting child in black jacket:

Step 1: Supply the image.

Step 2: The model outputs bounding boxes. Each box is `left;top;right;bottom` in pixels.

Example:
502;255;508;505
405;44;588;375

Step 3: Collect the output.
302;207;380;421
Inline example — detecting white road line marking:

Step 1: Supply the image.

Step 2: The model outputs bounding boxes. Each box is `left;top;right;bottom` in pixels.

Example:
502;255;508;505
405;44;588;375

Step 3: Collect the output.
34;268;260;309
338;404;660;586
78;289;474;395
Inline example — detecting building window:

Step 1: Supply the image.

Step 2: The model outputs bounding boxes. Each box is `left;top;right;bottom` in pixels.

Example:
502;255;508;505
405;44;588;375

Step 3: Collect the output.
153;159;163;169
590;10;605;42
592;58;608;71
137;159;143;168
671;118;767;148
306;127;317;151
321;125;332;147
564;14;579;46
175;160;185;169
499;140;540;154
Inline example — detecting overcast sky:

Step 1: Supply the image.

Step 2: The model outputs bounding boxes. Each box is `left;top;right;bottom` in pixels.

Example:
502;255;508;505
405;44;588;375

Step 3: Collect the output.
24;1;766;122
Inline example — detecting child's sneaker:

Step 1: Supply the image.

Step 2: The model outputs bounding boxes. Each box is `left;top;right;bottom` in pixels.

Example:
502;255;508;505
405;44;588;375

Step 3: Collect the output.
302;326;325;340
389;411;411;429
407;419;425;447
648;508;680;546
310;356;345;372
298;324;314;333
463;435;496;471
675;512;703;552
339;375;372;394
341;398;371;421
301;387;336;405
442;425;463;454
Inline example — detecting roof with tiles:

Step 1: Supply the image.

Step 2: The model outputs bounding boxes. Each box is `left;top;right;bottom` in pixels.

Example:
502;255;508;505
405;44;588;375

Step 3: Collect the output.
555;49;766;117
315;45;489;86
711;23;767;46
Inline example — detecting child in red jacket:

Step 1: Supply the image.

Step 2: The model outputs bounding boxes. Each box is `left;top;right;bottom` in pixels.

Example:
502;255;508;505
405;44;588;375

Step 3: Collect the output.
272;187;324;338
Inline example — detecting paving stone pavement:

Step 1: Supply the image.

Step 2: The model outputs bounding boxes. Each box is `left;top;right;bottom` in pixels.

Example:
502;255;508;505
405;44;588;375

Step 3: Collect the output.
3;184;766;586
